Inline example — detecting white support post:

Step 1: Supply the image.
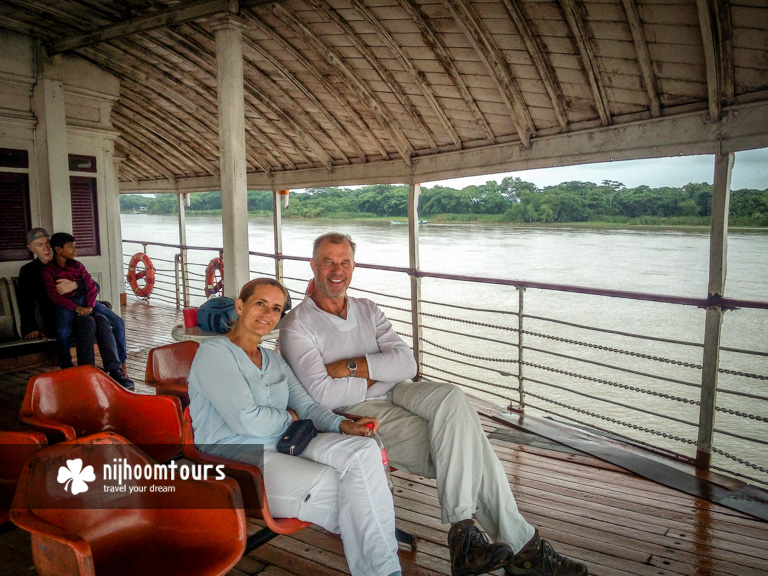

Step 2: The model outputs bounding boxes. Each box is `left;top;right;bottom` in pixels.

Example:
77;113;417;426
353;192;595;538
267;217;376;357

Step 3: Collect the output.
408;181;423;372
105;154;124;310
212;13;250;298
696;151;733;469
33;45;72;233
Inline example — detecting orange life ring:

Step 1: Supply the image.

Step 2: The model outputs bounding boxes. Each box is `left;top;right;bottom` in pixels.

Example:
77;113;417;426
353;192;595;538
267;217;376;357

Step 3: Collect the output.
205;257;224;297
127;252;155;298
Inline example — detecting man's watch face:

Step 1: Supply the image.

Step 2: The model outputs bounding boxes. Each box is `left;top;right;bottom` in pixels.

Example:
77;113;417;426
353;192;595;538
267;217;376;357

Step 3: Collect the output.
347;360;357;370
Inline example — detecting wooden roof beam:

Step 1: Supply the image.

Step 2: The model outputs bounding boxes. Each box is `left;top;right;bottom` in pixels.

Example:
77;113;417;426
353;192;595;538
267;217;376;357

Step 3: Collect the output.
48;0;273;54
395;0;496;144
149;28;325;170
119;78;221;163
696;0;734;121
620;0;660;118
113;106;218;177
501;0;569;131
112;114;203;178
118;94;221;176
268;3;415;166
78;46;220;136
246;65;352;165
444;0;536;147
346;0;461;149
306;0;440;152
242;77;334;170
559;0;612;126
242;11;388;162
50;0;231;54
117;131;179;181
84;43;275;176
241;34;363;163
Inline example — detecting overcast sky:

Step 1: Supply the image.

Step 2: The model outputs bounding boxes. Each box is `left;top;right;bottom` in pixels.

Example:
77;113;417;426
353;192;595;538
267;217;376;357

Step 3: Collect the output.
426;147;768;191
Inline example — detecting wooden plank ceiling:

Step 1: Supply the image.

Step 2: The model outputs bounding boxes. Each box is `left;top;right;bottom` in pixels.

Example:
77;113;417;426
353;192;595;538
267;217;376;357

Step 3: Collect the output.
1;0;767;190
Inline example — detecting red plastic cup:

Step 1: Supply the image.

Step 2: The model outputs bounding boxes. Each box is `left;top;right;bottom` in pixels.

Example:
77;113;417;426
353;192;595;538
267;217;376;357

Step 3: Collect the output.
183;307;198;327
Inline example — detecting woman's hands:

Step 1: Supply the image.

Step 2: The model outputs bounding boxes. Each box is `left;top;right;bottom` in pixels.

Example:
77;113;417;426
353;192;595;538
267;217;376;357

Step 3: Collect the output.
340;416;379;436
287;408;299;422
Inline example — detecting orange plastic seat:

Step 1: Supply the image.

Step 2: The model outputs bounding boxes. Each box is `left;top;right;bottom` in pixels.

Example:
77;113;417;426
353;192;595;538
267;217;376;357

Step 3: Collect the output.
145;341;199;408
10;431;246;576
19;365;183;463
181;407;310;551
0;429;47;525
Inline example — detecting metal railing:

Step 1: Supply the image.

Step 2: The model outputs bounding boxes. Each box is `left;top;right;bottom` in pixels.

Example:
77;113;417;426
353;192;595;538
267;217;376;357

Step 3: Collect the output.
123;239;768;487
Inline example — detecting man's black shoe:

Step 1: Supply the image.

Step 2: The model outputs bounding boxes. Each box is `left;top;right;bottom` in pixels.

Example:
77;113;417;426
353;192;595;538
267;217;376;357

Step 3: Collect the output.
448;520;515;576
505;530;588;576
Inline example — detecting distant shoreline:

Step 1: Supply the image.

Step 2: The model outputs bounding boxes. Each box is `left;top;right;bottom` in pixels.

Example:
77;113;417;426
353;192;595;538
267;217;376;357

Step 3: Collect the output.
121;211;768;231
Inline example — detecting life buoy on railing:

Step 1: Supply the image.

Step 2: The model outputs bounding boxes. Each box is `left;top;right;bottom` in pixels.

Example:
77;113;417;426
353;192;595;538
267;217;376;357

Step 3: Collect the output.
127;252;155;298
205;257;224;297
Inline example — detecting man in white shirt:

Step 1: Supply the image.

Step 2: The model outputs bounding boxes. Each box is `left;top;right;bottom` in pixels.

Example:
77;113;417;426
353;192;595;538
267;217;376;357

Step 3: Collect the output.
280;233;588;576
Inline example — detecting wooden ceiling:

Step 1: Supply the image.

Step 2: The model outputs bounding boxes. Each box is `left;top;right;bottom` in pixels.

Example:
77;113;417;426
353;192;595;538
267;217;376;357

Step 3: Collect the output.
2;0;767;191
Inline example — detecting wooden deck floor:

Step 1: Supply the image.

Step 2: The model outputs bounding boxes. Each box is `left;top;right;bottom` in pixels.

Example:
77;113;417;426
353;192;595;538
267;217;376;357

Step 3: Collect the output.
1;300;767;576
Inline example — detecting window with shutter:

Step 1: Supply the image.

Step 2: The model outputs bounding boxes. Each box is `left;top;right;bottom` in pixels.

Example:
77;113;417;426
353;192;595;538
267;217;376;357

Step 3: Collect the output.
70;176;100;256
0;148;32;261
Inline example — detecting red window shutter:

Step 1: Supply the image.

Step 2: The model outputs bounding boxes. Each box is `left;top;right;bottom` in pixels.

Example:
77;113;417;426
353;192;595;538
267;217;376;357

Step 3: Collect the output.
0;172;32;261
70;176;100;256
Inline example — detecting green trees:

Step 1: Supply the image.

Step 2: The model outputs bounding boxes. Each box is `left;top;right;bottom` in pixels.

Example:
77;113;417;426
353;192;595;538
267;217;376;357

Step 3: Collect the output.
119;181;768;225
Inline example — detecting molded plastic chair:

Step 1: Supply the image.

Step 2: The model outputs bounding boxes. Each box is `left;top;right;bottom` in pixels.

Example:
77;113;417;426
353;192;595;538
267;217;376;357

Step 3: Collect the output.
0;429;47;525
181;407;311;551
10;431;246;576
145;341;199;408
19;365;183;463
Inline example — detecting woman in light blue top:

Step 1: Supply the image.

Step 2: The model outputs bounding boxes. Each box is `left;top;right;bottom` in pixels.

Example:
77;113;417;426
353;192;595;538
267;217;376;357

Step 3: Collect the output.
189;278;401;576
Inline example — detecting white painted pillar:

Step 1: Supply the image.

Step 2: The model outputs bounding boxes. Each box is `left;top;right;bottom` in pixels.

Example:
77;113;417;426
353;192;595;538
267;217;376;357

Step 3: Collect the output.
211;14;250;298
408;181;423;371
104;153;124;310
696;151;733;469
32;46;71;233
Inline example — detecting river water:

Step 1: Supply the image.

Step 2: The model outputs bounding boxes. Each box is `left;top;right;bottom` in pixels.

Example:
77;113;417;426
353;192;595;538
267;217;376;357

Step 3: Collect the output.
121;214;768;483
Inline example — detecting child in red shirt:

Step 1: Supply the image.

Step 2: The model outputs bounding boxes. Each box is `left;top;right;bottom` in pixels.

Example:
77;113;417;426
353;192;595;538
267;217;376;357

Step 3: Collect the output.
43;233;133;388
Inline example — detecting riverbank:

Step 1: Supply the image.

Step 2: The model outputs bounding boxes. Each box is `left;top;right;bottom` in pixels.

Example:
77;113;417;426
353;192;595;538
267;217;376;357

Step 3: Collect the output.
120;210;768;231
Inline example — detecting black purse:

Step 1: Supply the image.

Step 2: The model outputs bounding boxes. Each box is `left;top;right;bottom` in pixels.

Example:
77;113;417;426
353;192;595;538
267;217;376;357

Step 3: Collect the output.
277;419;318;456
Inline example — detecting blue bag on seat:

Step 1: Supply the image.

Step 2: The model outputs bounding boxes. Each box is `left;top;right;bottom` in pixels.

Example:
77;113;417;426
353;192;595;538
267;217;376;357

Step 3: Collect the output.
197;297;237;333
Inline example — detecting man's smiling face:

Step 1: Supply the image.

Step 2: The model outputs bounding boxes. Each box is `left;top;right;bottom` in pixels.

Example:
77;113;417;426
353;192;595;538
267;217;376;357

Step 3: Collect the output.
310;238;355;300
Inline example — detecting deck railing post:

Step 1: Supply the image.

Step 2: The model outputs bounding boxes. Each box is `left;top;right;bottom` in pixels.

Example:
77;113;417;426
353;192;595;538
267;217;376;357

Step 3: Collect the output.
408;182;423;372
174;253;181;309
273;190;285;283
696;151;733;469
177;192;190;307
517;287;526;411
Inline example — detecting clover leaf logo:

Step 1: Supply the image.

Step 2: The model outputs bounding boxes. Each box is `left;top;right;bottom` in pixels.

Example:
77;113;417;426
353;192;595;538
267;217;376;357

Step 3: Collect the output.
57;458;95;495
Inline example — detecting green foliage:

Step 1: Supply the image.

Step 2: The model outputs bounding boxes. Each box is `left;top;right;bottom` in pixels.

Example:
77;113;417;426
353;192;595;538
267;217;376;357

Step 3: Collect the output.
119;181;768;225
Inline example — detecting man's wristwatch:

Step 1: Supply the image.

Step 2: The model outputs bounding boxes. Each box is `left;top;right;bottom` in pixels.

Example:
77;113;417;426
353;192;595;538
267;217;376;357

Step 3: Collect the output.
347;358;357;377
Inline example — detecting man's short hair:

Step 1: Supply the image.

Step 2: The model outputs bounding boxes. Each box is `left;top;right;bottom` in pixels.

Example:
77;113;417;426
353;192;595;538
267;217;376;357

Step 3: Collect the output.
313;232;356;260
50;232;75;250
26;228;50;245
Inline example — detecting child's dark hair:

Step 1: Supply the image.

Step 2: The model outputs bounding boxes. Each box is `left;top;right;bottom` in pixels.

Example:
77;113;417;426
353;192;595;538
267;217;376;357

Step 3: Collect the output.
49;232;75;250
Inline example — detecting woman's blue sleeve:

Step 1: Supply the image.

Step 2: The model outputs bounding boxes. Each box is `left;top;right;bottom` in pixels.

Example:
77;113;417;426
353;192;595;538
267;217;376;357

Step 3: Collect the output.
190;340;292;438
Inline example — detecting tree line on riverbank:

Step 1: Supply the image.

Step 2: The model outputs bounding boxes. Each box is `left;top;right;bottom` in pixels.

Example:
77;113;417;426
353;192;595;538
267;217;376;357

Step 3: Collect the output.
120;178;768;226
